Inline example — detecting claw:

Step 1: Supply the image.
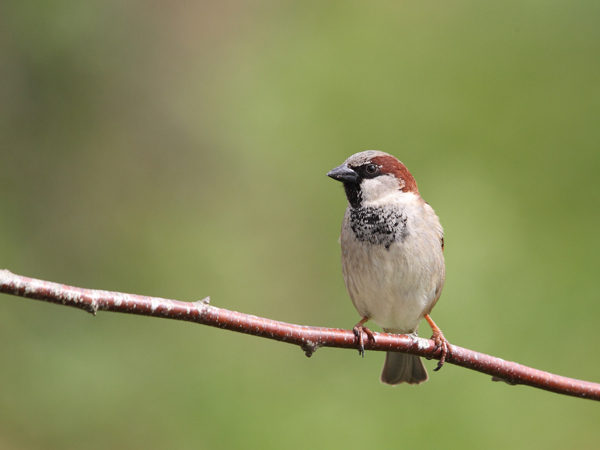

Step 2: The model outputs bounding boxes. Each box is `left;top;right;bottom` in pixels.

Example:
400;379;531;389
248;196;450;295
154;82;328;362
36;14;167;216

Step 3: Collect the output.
364;326;376;344
424;313;452;371
353;326;365;357
353;317;375;357
432;329;451;371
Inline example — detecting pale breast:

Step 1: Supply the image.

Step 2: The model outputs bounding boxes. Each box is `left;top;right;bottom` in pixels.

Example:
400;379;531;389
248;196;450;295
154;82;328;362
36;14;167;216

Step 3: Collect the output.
340;200;445;333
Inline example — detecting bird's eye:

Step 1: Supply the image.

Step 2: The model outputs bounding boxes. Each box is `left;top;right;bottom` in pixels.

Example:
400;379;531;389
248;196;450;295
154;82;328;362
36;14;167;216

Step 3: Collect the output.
365;164;378;174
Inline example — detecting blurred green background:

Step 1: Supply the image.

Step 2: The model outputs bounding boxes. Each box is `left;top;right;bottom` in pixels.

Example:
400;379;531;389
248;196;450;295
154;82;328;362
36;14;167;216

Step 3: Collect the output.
1;0;600;448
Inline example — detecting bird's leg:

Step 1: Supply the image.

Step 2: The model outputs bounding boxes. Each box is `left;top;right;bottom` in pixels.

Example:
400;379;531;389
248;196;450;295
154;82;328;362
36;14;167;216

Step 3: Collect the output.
424;314;451;371
353;317;376;358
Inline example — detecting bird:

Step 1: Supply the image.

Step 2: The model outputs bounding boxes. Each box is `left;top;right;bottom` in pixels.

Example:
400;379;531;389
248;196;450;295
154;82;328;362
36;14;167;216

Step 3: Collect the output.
327;150;450;385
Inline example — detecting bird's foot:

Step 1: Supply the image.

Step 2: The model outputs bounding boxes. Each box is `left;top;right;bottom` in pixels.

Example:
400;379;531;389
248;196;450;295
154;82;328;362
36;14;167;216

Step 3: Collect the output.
353;317;375;358
424;313;451;371
431;328;451;371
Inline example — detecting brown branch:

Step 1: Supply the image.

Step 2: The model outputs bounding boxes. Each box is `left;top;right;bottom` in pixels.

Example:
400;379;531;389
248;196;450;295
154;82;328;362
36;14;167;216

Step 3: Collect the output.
1;269;599;401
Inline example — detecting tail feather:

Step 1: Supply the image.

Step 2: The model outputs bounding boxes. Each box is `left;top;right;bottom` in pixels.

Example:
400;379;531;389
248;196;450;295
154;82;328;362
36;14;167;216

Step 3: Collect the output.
380;352;428;385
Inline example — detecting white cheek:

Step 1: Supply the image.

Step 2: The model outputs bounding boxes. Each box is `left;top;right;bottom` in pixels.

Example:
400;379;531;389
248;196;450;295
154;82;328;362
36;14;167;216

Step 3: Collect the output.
360;176;400;202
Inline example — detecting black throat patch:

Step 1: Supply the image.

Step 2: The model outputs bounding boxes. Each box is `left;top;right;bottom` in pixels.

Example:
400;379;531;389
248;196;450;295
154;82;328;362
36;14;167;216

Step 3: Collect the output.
349;206;408;249
343;183;362;209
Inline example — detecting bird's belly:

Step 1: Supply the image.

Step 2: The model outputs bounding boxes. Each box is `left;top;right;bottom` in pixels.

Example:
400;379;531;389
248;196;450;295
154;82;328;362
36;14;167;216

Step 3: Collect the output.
341;236;443;333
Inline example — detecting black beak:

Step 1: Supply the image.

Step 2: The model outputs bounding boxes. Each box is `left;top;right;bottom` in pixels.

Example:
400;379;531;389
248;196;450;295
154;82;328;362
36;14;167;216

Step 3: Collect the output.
327;164;359;183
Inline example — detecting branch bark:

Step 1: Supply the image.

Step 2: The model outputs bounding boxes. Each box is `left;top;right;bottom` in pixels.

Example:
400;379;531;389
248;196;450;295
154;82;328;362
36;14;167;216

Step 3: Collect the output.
1;269;599;401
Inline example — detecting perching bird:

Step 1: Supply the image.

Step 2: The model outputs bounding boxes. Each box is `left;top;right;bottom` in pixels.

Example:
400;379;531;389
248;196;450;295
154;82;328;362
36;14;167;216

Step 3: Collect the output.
328;150;450;385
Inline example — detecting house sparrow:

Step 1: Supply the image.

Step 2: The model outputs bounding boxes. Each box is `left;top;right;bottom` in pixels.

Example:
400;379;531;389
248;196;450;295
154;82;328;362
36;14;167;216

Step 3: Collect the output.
327;151;450;385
